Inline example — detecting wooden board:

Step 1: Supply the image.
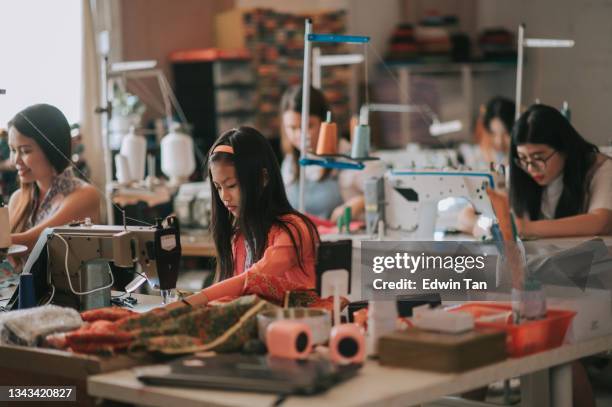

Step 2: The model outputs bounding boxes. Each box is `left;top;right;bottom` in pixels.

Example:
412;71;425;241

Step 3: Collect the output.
379;328;506;372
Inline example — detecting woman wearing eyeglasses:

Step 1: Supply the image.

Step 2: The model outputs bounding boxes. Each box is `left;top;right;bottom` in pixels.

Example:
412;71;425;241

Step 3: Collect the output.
510;104;612;238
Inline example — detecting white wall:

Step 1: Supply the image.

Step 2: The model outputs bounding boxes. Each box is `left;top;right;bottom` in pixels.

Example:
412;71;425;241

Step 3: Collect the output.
477;0;612;146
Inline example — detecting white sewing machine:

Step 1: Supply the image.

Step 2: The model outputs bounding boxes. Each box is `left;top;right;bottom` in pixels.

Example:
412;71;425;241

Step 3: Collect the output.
364;169;498;239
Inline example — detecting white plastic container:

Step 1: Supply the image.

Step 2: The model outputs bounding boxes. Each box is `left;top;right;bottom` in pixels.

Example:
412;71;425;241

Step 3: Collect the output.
161;124;195;185
119;127;146;182
114;154;132;184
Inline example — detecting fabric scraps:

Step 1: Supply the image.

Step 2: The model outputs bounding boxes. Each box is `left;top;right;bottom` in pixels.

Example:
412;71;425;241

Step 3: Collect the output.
81;307;137;323
65;320;133;354
0;304;83;347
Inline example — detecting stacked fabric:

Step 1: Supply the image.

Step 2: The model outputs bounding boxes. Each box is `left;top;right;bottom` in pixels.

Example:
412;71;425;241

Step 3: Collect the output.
241;9;350;138
386;24;419;62
414;15;458;63
478;28;516;61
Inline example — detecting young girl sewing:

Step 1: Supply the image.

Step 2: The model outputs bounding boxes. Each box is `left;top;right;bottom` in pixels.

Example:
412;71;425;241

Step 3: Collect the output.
510;104;612;237
8;104;100;250
176;127;320;306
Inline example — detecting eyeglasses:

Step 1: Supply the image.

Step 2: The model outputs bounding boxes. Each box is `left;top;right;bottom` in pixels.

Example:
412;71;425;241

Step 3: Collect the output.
514;151;557;172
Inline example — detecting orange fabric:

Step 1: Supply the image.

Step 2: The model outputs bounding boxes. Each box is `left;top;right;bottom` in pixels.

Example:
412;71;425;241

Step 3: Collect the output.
202;215;317;302
486;188;513;241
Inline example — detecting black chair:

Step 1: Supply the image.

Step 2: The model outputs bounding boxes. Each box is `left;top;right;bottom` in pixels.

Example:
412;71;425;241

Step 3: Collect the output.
315;240;352;297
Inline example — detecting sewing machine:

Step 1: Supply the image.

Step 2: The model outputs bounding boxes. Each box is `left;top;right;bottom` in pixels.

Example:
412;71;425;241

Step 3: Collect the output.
174;182;211;230
14;217;181;311
365;169;497;239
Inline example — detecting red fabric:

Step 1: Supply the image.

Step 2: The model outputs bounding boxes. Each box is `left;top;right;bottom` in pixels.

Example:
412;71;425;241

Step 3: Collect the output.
81;307;137;323
317;221;365;235
65;320;134;354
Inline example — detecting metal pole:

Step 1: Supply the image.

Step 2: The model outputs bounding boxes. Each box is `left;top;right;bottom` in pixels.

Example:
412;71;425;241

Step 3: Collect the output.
298;19;313;213
156;71;174;127
515;23;525;120
100;54;115;225
312;47;322;89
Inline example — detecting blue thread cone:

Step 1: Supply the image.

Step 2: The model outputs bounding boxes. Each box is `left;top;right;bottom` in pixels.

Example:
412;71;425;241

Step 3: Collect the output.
18;273;36;309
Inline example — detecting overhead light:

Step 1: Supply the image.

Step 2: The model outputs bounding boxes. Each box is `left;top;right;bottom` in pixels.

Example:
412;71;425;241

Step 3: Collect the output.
110;60;157;74
361;104;463;137
524;39;574;48
429;119;462;136
515;24;575;119
316;53;364;66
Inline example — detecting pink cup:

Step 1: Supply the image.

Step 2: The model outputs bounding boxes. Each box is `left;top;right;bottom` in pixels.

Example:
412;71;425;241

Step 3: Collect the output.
266;320;312;360
329;323;365;365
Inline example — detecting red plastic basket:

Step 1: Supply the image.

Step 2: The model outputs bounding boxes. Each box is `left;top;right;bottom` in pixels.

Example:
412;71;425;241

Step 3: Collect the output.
451;303;576;357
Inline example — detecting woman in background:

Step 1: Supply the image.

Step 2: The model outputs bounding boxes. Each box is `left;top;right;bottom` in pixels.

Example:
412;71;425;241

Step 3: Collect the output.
510;104;611;237
280;85;364;221
458;97;515;235
8;104;100;250
482;96;515;166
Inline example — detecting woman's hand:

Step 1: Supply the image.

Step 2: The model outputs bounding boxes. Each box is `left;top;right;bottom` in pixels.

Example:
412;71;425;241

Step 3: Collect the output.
330;204;346;223
514;216;535;238
330;196;365;222
457;206;478;234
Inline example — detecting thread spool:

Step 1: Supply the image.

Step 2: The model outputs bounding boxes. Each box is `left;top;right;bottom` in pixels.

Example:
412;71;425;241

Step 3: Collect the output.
351;123;371;159
0;203;11;250
329;323;366;365
316;111;338;156
18;274;36;309
266;320;312;360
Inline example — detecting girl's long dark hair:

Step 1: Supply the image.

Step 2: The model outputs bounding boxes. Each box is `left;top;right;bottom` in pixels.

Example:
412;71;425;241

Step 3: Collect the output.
509;104;599;220
207;126;320;281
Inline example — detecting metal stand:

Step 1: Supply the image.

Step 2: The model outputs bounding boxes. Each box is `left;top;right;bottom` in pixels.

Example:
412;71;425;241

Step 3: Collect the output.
514;24;574;119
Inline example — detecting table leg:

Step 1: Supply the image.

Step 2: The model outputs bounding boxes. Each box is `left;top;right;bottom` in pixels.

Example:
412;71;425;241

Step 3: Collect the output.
550;363;573;407
520;370;550;407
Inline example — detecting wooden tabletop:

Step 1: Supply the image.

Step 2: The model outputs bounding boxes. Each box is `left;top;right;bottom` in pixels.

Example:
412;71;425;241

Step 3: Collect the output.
180;232;216;258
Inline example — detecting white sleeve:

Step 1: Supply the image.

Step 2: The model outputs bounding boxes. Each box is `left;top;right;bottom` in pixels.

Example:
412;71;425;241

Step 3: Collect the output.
587;158;612;212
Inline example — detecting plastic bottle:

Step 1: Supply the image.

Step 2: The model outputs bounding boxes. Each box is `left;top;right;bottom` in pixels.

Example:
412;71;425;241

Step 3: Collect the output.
120;127;146;182
512;277;547;323
161;123;196;185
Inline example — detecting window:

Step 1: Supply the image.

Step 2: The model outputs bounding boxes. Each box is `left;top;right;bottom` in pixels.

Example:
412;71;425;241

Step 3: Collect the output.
0;0;83;127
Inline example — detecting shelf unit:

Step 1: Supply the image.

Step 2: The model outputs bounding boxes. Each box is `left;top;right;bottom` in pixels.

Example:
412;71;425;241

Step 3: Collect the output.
170;51;256;155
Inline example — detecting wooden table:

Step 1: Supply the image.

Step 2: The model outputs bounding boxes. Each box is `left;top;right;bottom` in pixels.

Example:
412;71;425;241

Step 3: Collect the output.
181;232;216;258
0;293;162;407
88;334;612;407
